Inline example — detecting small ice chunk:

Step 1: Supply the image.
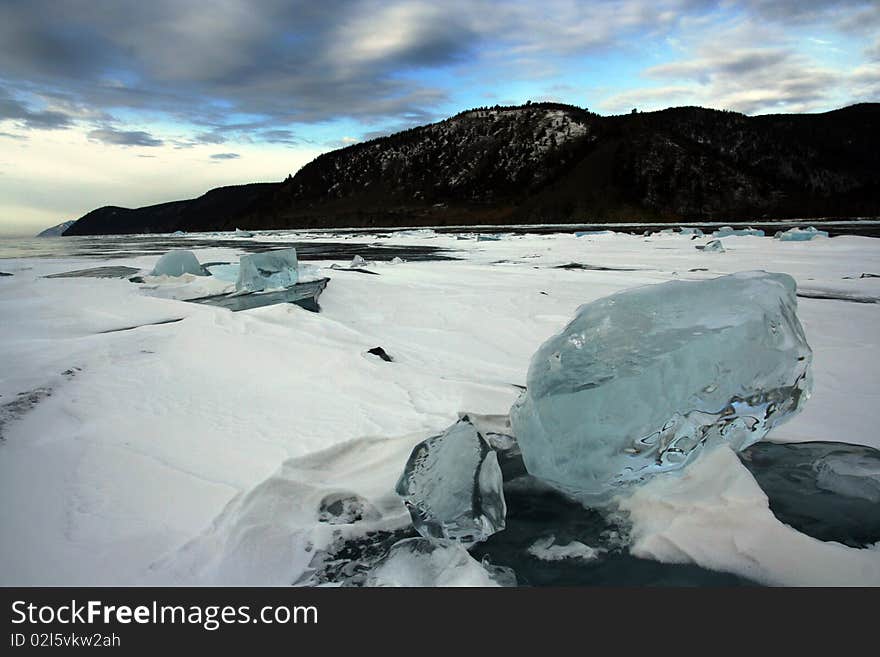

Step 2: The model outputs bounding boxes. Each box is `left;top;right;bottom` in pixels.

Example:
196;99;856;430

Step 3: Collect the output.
814;453;880;503
364;538;505;587
574;230;613;237
171;230;186;236
480;557;518;586
696;239;725;252
527;535;603;562
396;417;506;545
390;256;405;264
680;227;704;236
510;271;813;503
235;248;298;292
151;250;207;276
396;229;436;238
713;226;764;237
775;226;829;241
350;255;369;267
234;228;254;237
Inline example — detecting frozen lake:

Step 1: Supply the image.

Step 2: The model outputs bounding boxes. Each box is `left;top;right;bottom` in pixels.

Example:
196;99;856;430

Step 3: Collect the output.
1;227;879;585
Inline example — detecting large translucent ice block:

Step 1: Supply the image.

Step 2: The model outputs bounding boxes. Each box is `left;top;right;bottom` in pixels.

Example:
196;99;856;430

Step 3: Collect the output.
395;417;506;545
510;271;813;504
151;250;207;276
235;248;298;292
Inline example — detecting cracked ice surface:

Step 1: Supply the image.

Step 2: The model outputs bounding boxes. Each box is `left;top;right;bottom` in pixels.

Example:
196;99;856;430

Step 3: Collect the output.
511;271;813;503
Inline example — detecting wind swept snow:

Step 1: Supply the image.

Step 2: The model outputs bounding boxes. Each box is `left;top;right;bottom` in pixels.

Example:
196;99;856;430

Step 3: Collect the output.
1;228;879;585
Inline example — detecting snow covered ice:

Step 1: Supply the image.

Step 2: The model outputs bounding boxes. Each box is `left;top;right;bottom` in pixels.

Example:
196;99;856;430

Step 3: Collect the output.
510;271;813;503
235;247;298;292
150;249;207;276
3;225;880;587
395;417;506;545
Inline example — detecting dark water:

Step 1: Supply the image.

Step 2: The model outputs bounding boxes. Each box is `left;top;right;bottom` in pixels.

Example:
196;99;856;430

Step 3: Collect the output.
320;439;880;587
4;220;878;260
469;481;759;587
740;441;880;548
0;235;456;261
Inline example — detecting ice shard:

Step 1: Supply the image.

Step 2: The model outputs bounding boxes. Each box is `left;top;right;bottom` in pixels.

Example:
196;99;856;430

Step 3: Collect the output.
151;250;208;276
815;453;880;503
696;239;725;252
235;248;298;292
510;271;813;503
395;417;506;545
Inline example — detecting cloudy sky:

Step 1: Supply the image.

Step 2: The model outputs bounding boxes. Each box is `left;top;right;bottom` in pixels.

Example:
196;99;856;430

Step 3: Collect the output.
1;0;877;236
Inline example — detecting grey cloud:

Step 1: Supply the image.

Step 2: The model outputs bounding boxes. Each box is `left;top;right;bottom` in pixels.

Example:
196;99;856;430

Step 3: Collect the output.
210;152;240;160
847;8;880;36
739;0;860;22
647;47;797;81
0;0;470;129
193;132;227;145
0;90;74;130
0;0;874;140
0;1;724;135
850;65;880;99
259;130;298;145
637;28;844;115
87;128;164;146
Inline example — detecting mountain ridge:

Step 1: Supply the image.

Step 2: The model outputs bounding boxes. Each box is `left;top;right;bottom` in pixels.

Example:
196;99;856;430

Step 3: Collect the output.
64;102;880;236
